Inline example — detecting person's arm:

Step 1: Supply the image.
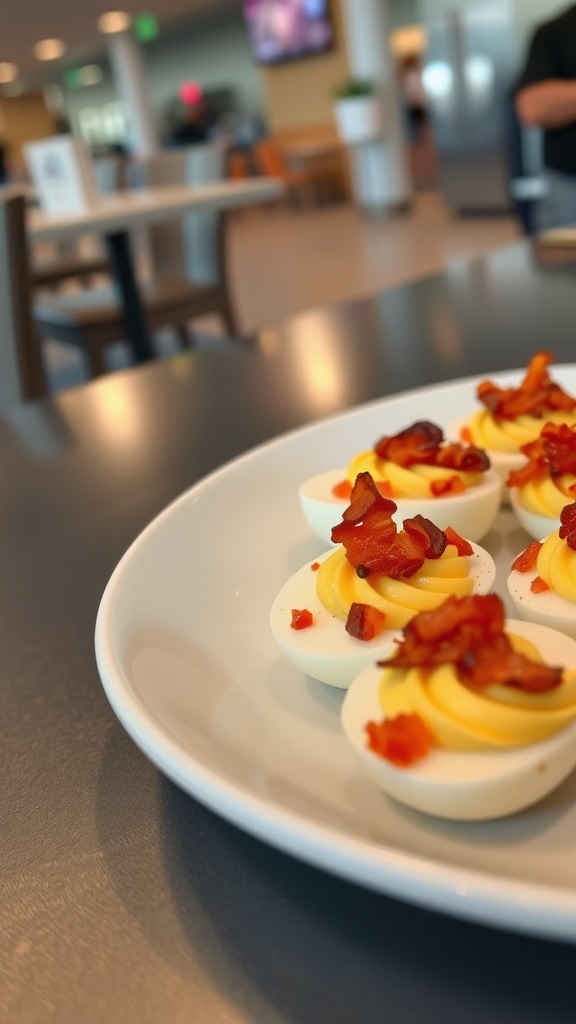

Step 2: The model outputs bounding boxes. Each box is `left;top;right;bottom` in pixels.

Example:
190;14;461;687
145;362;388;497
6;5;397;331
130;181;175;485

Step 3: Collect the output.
516;79;576;128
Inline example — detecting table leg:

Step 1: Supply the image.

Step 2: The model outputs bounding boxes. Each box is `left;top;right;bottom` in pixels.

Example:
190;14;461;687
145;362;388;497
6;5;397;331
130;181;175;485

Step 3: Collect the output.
104;230;153;363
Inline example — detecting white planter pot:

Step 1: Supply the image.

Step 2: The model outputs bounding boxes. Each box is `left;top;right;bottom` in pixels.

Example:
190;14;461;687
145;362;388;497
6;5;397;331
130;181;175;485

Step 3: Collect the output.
334;95;385;145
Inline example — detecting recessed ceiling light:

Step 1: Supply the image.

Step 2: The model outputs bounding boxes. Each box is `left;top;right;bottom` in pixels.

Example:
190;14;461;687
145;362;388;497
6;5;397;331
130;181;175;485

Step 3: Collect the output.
0;62;18;84
34;38;66;61
97;11;132;34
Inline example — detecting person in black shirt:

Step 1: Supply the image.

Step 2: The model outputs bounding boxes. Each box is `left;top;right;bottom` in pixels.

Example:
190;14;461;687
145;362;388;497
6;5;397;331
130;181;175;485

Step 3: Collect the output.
516;4;576;229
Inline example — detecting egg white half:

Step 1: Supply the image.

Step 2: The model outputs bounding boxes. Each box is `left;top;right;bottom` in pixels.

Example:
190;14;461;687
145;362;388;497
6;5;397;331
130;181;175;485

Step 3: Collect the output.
341;619;576;821
299;467;502;547
507;566;576;639
509;488;559;542
270;543;496;689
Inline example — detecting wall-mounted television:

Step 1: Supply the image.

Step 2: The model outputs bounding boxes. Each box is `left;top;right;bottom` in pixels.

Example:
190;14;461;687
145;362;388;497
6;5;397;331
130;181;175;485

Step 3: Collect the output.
243;0;334;65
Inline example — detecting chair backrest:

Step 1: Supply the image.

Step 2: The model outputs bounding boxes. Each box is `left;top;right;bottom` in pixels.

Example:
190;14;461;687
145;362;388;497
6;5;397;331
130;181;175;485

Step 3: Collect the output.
130;144;226;284
0;190;46;410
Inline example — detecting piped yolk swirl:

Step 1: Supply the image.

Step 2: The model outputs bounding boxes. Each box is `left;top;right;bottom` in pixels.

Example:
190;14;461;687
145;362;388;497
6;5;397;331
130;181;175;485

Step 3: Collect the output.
465;409;576;454
537;532;576;603
378;634;576;750
316;544;472;629
346;450;483;498
516;474;576;517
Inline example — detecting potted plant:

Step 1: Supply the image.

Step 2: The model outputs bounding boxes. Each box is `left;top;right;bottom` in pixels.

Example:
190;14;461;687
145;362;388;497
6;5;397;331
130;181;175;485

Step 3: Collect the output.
333;79;385;145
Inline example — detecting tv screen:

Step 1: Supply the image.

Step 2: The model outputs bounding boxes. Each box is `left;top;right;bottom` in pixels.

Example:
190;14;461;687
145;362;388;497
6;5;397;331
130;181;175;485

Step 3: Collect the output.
243;0;334;65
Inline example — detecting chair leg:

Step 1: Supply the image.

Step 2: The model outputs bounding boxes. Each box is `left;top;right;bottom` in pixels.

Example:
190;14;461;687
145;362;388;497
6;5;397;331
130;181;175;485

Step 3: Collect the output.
86;342;108;377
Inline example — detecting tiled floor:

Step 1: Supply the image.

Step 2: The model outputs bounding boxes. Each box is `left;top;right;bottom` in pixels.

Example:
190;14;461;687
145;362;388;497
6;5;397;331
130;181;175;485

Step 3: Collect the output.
43;190;521;393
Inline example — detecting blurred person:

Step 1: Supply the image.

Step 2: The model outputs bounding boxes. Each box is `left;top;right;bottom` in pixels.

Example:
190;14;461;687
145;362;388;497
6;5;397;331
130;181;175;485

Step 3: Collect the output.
398;55;435;189
516;4;576;230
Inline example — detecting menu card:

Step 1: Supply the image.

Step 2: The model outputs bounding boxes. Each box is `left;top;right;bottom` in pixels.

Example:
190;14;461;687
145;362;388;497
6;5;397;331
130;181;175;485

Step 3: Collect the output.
24;135;100;215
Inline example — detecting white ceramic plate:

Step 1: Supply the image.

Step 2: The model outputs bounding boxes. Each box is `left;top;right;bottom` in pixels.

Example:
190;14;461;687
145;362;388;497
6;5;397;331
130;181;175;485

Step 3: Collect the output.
95;366;576;943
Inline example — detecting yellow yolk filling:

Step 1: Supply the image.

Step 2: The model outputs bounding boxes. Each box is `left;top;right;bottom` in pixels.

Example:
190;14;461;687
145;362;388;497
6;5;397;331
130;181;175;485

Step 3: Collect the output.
465;409;576;454
346;450;482;498
537;531;576;603
316;544;472;629
378;634;576;750
516;474;576;517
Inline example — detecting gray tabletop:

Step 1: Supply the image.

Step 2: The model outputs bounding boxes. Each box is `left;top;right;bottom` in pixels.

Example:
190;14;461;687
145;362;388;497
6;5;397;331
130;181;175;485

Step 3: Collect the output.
3;240;576;1024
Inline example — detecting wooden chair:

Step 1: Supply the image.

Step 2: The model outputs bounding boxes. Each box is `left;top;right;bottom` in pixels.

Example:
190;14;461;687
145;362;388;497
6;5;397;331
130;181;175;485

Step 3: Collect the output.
0;192;47;409
32;145;237;377
253;138;319;206
31;152;125;291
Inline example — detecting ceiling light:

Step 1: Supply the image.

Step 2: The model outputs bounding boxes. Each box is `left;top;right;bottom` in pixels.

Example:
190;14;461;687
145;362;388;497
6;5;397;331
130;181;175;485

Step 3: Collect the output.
0;62;18;84
98;11;132;34
80;64;104;86
34;39;66;61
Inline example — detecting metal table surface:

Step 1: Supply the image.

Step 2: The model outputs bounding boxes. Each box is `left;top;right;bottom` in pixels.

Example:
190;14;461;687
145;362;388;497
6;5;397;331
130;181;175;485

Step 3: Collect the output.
3;240;576;1023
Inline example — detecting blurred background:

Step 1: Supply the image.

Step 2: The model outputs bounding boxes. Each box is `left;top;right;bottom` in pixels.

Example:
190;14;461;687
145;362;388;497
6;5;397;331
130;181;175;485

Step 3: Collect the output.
0;0;569;390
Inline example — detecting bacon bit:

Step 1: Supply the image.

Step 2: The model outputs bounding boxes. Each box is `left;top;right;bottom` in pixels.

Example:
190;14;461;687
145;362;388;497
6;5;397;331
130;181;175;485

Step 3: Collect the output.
374;420;442;466
310;561;321;571
376;480;394;498
373;420;489;473
511;540;542;573
380;594;562;693
430;475;466;497
460;425;473;444
443;526;473;555
345;602;386;641
507;422;576;488
290;608;314;630
530;576;550;594
403;514;447;558
477;352;576;421
559;501;576;551
331;473;450;579
332;479;353;500
366;714;432;766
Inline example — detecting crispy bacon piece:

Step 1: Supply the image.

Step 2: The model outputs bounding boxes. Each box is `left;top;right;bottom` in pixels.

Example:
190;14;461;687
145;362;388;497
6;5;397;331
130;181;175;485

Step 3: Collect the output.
332;479;352;500
331;473;450;579
477;352;576;420
430;475;465;497
290;608;314;630
345;602;386;641
511;540;542;573
366;714;432;766
381;594;562;693
374;420;442;466
403;514;447;558
460;425;473;444
559;502;576;551
444;526;473;555
310;562;320;571
507;422;576;489
435;443;490;472
530;576;550;594
373;420;489;474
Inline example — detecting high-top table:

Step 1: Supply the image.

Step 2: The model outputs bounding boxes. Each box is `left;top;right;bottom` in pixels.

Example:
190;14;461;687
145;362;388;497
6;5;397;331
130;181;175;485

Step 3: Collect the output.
3;240;576;1024
27;178;283;362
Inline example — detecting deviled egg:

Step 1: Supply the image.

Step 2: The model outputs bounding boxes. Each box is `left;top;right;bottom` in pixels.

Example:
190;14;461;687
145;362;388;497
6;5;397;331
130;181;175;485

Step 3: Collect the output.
450;351;576;492
508;421;576;541
507;502;576;639
342;595;576;820
300;420;501;546
271;473;496;688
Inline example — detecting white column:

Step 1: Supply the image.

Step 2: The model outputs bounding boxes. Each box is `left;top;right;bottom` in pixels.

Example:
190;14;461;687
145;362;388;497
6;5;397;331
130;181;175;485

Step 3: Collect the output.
107;30;158;156
340;0;411;210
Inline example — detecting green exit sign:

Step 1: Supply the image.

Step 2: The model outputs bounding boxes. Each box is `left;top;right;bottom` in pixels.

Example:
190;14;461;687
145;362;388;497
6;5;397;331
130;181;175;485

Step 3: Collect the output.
134;13;159;42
